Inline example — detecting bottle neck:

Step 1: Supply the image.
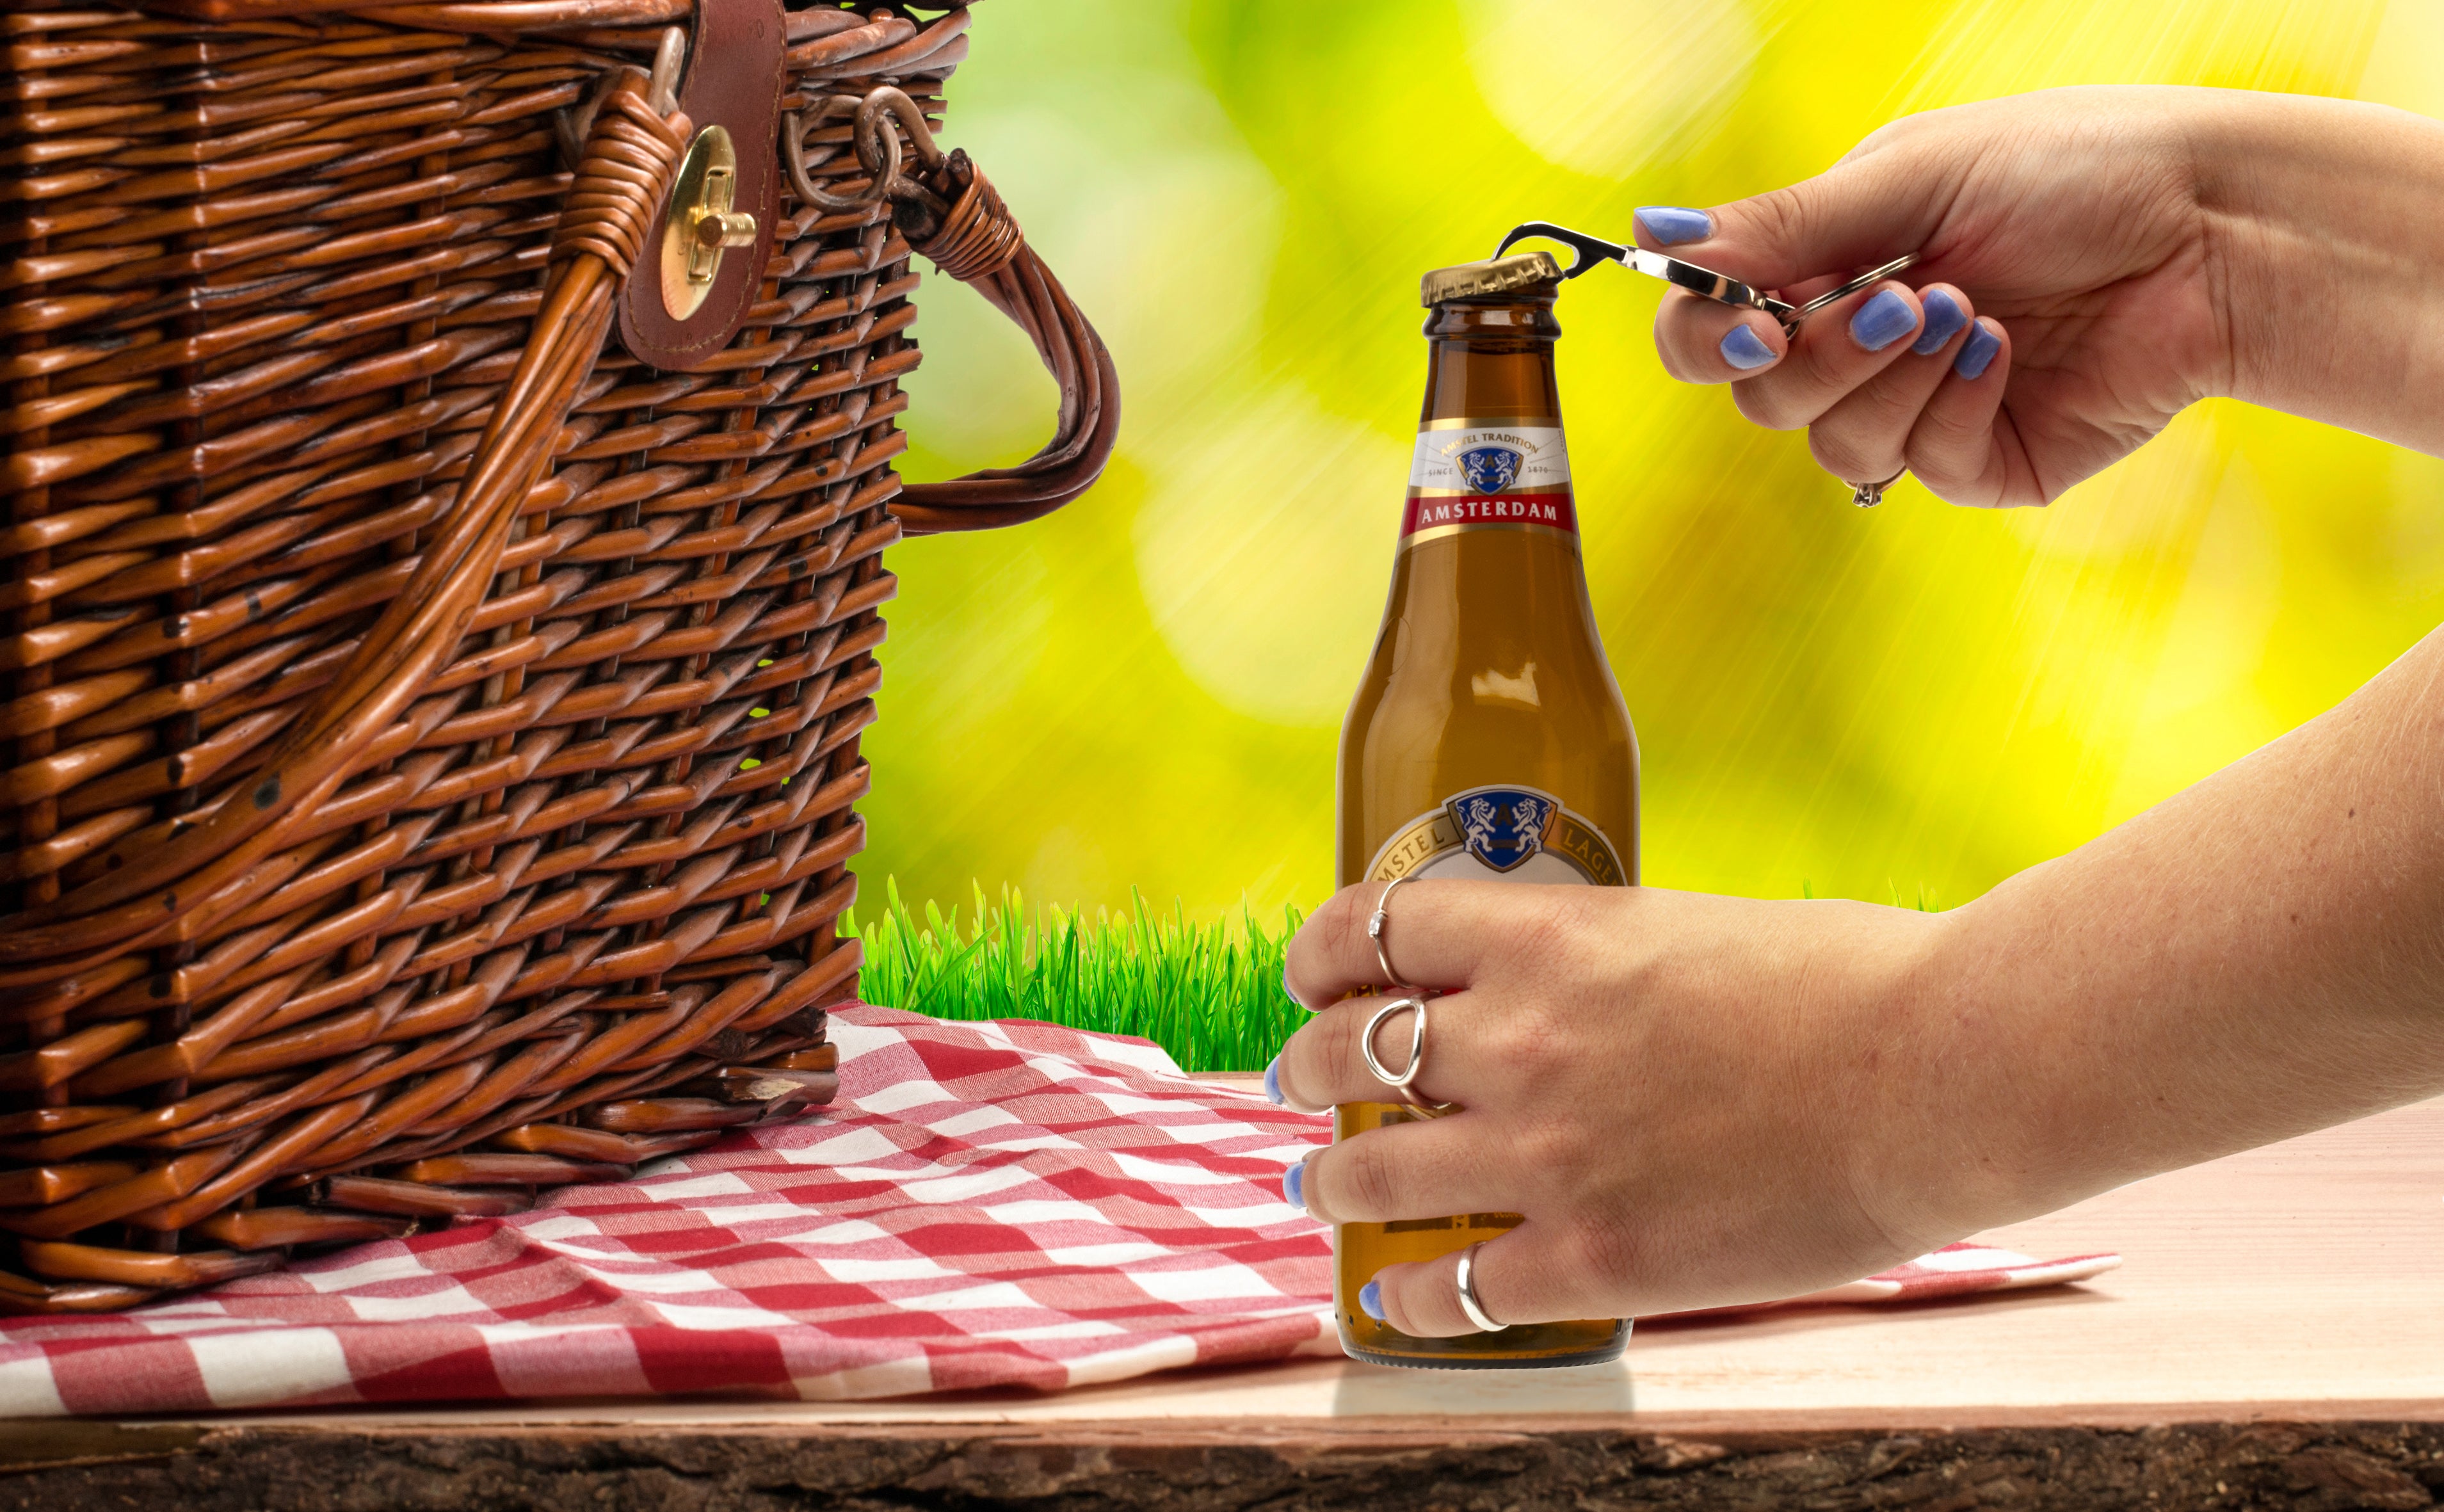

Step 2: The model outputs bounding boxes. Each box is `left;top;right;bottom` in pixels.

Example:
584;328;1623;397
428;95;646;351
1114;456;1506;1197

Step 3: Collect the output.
1403;291;1577;552
1420;294;1564;423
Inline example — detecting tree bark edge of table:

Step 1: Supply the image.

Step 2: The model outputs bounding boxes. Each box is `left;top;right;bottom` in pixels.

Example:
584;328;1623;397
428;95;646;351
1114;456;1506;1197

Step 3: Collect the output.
5;1415;2444;1510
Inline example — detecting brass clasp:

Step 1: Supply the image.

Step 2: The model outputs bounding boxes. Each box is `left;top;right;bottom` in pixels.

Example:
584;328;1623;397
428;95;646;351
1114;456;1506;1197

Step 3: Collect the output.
687;164;755;284
659;125;757;319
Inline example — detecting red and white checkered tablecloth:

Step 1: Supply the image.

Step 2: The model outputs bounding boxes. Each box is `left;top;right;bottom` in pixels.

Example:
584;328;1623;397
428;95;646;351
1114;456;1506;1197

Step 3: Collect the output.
0;1005;2117;1415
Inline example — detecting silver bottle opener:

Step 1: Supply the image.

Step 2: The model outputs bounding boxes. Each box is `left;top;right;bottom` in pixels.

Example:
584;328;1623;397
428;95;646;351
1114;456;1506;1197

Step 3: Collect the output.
1493;221;1922;505
1495;221;1917;337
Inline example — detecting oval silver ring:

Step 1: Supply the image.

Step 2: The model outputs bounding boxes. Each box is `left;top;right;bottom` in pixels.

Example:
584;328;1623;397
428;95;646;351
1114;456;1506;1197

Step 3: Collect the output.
1360;995;1428;1091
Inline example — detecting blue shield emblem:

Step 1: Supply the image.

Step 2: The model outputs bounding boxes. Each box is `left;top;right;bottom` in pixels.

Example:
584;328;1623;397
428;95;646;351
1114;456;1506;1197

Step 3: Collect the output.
1457;445;1522;494
1446;789;1556;873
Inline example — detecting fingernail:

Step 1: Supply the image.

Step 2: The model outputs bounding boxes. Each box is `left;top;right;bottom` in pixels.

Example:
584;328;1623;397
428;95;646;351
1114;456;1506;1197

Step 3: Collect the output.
1634;206;1712;245
1283;1158;1306;1211
1911;289;1965;355
1358;1280;1386;1320
1849;289;1918;352
1719;323;1776;371
1264;1057;1284;1105
1954;320;2001;380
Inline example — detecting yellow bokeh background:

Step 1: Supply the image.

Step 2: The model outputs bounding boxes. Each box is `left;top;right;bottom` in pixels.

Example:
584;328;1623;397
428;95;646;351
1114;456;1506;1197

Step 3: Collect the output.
866;0;2444;919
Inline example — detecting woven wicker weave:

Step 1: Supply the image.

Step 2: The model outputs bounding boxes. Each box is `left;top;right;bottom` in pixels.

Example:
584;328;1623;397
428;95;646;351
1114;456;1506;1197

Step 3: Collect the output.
0;0;1114;1308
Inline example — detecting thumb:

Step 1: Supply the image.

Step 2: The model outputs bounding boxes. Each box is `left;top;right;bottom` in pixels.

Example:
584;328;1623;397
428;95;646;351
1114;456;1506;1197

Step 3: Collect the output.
1635;150;1944;294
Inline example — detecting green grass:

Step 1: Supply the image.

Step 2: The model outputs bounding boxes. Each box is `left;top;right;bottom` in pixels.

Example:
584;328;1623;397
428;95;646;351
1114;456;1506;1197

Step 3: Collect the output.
840;880;1305;1074
844;880;1943;1074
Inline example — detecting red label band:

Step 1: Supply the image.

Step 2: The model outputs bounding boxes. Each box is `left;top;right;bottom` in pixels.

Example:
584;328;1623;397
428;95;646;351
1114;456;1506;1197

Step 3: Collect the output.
1399;489;1579;541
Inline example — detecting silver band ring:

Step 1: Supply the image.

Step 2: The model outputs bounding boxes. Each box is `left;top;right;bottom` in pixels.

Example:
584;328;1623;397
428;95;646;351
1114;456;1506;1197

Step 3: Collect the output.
1456;1242;1504;1333
1368;873;1423;989
1846;469;1905;508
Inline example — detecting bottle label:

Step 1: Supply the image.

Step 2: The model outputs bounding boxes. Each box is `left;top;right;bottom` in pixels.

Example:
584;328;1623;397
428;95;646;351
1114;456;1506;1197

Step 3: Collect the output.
1364;784;1625;886
1403;419;1577;549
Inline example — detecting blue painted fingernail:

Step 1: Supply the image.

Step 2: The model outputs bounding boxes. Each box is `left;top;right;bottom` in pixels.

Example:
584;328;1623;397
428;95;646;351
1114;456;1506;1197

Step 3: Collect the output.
1719;323;1776;371
1283;1159;1306;1211
1358;1280;1386;1320
1911;289;1965;355
1954;321;2001;380
1264;1057;1284;1105
1849;289;1917;352
1634;206;1712;245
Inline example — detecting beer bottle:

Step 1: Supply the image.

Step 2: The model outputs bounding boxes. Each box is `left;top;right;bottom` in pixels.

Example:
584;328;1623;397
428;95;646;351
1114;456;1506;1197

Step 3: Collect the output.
1332;251;1636;1369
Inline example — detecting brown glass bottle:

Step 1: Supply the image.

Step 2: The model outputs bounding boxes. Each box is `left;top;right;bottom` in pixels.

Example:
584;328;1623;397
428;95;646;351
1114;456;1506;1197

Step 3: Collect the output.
1333;253;1636;1369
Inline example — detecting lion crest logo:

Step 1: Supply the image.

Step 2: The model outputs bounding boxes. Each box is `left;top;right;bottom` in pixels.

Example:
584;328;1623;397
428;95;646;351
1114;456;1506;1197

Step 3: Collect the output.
1456;444;1522;494
1445;788;1556;873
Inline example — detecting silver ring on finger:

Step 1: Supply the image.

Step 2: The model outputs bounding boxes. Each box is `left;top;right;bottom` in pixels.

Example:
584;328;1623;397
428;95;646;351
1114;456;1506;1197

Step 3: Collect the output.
1845;467;1905;508
1368;873;1423;990
1360;995;1454;1114
1456;1241;1506;1333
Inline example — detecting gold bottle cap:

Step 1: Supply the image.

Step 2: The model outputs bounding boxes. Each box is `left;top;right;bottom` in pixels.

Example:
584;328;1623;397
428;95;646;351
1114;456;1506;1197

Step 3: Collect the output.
1420;251;1563;307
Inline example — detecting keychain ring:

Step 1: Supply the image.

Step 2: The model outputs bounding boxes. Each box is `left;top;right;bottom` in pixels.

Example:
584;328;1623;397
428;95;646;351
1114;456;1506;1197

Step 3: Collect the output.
1778;253;1920;336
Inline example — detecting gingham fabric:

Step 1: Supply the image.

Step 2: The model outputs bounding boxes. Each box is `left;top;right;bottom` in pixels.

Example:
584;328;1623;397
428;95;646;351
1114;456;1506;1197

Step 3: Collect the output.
0;1006;2116;1415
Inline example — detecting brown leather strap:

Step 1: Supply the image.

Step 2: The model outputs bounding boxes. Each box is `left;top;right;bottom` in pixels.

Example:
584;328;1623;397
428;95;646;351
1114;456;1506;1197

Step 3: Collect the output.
785;90;1117;536
615;0;785;373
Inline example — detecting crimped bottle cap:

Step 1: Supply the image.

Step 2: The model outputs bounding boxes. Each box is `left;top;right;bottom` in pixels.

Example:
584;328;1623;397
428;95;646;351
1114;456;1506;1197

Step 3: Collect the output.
1420;251;1563;306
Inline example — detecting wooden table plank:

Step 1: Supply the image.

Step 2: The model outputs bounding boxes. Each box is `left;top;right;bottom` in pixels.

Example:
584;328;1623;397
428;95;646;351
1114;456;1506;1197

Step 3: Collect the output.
6;1091;2441;1509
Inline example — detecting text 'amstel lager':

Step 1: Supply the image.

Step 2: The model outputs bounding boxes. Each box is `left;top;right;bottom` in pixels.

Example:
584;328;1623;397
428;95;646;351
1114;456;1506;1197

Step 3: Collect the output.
1333;251;1636;1369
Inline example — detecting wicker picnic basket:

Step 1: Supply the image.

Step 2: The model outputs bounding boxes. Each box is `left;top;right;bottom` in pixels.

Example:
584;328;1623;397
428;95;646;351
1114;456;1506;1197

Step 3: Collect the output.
0;0;1116;1310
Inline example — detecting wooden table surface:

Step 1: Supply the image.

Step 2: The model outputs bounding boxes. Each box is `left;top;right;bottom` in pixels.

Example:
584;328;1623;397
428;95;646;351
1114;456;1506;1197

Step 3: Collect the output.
8;1091;2442;1509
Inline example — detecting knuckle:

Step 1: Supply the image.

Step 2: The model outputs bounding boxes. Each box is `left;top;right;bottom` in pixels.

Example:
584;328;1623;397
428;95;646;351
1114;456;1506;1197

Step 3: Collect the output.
1791;337;1870;403
1321;886;1374;964
1403;1257;1477;1337
1505;1021;1564;1094
1810;428;1893;483
1271;1024;1323;1109
1287;883;1378;1004
1901;443;1972;493
1376;1263;1443;1336
1731;381;1808;431
1568;1207;1650;1298
1844;120;1908;161
1504;894;1589;986
1314;1010;1364;1095
1488;1006;1568;1084
1486;994;1583;1092
1902;419;1992;497
1337;1138;1403;1219
1741;184;1813;265
1511;1109;1581;1174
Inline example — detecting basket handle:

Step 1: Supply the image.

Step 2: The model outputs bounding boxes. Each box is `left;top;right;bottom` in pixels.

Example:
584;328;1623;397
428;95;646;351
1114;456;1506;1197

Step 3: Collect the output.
786;89;1120;535
0;76;693;981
